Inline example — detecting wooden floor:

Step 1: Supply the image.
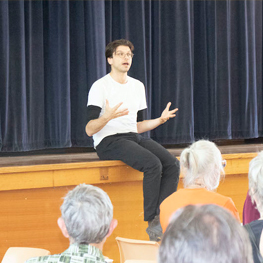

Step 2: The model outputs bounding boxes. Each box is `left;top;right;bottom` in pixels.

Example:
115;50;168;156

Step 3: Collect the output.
0;143;263;262
1;143;263;167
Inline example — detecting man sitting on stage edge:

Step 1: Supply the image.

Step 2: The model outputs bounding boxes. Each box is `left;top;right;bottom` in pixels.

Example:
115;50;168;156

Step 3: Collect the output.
85;39;180;241
25;184;117;263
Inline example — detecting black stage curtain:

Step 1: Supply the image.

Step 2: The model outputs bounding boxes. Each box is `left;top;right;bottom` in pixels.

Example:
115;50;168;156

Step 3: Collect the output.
0;0;262;152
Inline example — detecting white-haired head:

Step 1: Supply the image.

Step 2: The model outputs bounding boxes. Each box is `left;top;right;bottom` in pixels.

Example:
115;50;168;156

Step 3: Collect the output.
180;140;225;190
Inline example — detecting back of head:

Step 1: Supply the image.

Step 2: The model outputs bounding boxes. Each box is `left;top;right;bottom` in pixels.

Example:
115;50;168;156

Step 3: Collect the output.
180;140;224;190
159;204;253;263
105;39;134;59
60;184;113;244
248;151;263;213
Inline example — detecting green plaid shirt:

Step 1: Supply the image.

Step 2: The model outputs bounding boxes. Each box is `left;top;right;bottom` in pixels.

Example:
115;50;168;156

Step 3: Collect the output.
25;243;106;263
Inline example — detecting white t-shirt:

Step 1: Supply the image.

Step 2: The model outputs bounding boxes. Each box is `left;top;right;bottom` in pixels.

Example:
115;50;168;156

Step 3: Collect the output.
87;74;147;147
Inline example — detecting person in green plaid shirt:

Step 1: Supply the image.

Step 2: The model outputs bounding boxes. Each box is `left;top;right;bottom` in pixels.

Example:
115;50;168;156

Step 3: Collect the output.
25;184;117;263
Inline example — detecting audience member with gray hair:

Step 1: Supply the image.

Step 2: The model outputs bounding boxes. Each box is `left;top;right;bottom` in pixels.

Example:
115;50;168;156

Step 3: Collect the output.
244;151;263;263
160;139;240;232
159;204;253;263
25;184;117;263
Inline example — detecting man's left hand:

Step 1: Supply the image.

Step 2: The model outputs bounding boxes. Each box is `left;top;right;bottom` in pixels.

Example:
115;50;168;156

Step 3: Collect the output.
160;102;178;124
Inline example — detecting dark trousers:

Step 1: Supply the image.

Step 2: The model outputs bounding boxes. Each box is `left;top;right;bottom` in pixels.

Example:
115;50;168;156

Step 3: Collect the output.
96;133;180;221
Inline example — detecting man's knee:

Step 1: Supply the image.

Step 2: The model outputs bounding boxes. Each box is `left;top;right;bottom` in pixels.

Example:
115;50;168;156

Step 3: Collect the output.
168;154;179;166
143;157;162;175
164;155;180;169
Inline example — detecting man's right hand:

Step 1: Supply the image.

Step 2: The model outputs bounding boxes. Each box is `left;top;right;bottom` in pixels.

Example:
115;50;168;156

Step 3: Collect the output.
103;99;129;121
85;100;129;137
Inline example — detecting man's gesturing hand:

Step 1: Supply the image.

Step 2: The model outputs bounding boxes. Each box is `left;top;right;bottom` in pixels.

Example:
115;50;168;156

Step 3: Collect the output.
160;102;178;124
104;99;129;121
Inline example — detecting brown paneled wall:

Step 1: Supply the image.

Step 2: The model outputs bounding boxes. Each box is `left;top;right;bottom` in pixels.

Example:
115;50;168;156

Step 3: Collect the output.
0;153;252;262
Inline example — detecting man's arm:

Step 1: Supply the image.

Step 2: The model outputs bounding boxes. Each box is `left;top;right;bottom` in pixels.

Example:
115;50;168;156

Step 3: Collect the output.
137;102;178;134
85;100;129;137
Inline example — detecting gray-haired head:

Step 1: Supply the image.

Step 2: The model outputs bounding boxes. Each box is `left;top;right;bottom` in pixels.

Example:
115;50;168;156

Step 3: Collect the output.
159;204;253;263
248;151;263;213
60;184;113;244
180;140;225;190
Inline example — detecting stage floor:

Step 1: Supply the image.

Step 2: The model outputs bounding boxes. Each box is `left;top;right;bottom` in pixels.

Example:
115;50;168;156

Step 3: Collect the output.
0;143;263;167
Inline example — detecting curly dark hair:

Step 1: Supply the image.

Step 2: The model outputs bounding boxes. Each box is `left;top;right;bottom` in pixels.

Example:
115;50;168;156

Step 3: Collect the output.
105;39;134;59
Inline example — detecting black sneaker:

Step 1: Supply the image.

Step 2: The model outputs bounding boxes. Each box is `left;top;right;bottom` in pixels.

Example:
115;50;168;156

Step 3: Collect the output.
146;215;163;241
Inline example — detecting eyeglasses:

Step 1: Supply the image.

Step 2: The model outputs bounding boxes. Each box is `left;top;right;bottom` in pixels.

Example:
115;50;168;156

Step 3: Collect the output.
114;52;134;59
222;159;227;168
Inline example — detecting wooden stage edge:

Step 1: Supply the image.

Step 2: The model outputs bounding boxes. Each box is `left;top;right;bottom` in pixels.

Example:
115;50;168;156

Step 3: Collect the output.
0;143;263;191
0;145;263;262
0;152;258;191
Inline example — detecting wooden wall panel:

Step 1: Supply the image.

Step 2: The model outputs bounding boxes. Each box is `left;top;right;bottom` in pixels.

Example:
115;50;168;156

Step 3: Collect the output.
0;153;254;262
0;174;248;263
0;153;256;191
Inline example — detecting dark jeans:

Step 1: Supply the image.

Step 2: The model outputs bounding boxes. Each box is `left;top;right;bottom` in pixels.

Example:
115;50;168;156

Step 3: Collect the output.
96;132;180;221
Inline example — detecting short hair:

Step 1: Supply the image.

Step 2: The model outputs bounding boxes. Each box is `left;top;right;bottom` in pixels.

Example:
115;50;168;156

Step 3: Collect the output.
159;204;253;263
180;140;225;190
248;151;263;213
60;184;113;244
105;39;134;59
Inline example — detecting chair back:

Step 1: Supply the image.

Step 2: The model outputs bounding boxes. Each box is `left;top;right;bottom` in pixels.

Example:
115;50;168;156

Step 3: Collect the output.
1;247;50;263
115;237;159;263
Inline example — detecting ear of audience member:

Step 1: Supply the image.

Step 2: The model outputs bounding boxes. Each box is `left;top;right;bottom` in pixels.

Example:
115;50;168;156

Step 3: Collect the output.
159;204;253;263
